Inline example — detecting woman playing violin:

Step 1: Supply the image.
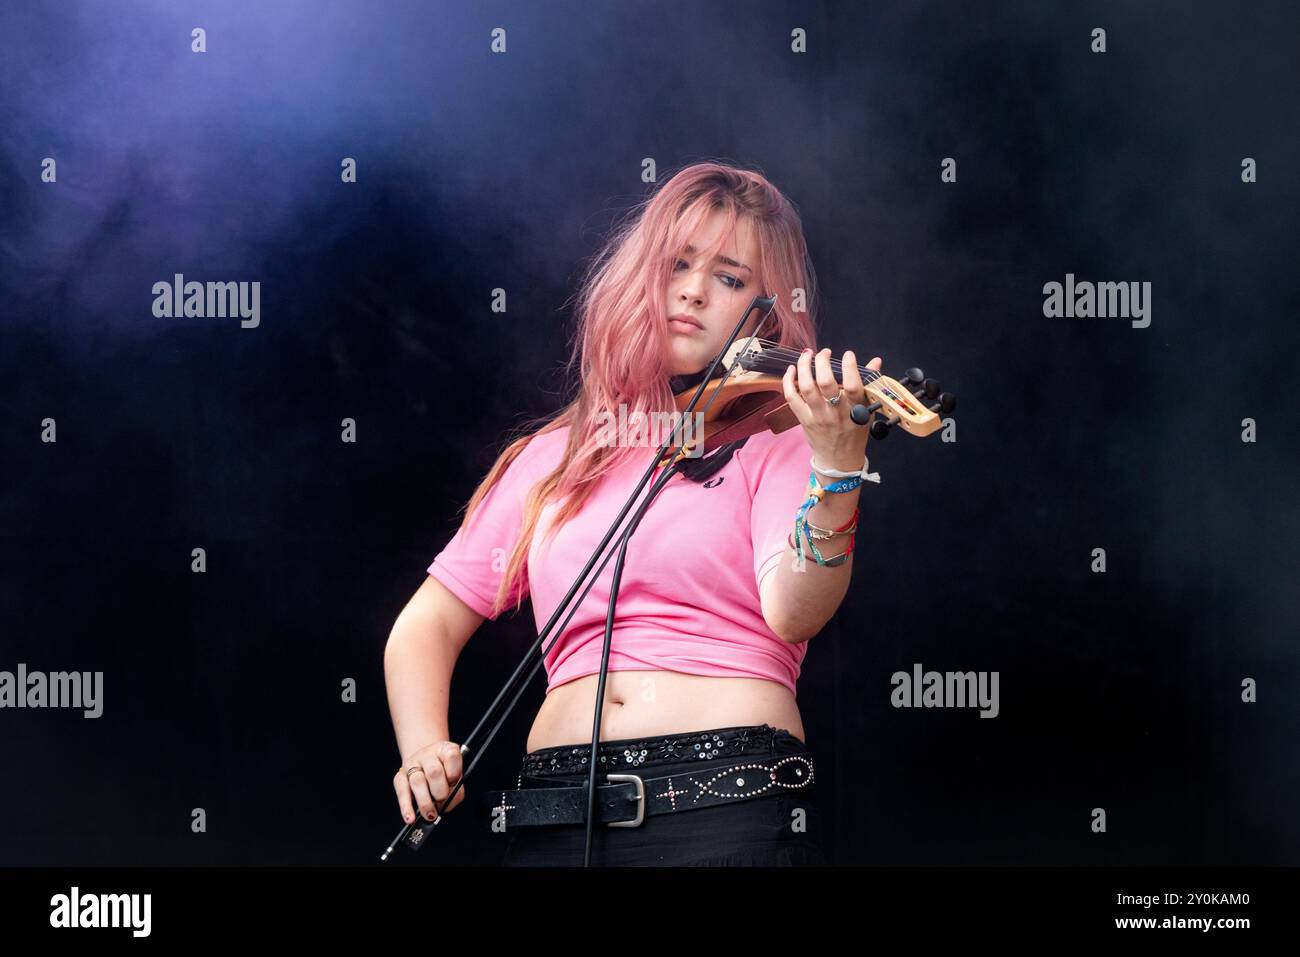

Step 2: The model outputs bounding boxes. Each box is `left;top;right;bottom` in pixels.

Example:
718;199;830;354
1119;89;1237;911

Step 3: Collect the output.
384;161;882;866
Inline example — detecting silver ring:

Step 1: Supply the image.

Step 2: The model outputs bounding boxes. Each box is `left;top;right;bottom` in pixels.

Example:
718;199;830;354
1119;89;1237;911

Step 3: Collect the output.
405;766;423;779
823;388;844;406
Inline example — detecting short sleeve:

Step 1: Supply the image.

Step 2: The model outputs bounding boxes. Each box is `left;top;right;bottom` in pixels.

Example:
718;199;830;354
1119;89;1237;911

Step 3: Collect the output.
426;436;553;620
738;426;815;590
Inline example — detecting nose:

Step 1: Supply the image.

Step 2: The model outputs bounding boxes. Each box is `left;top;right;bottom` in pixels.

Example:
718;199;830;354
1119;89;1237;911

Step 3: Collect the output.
676;266;706;307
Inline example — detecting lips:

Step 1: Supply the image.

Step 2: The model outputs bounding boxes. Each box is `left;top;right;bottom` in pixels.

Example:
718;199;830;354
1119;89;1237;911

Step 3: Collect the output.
668;314;703;332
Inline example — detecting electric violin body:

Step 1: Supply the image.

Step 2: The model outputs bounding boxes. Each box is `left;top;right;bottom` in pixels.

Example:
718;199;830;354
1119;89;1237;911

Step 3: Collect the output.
667;336;957;460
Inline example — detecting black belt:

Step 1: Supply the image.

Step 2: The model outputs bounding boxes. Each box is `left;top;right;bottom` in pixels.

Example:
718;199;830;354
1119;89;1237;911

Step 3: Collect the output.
482;753;815;828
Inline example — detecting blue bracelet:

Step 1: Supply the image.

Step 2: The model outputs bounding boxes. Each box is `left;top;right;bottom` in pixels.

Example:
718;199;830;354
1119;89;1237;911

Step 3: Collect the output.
808;469;863;496
792;471;862;570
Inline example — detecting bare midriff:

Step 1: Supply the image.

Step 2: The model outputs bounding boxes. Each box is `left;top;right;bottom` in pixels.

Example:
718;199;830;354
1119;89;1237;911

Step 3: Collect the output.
526;669;805;752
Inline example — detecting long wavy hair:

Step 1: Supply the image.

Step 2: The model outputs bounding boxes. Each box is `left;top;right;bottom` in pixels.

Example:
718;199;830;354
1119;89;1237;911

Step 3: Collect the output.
456;161;820;618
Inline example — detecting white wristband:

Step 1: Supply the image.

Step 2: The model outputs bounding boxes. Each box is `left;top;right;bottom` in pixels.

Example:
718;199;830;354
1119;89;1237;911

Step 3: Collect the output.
810;454;881;484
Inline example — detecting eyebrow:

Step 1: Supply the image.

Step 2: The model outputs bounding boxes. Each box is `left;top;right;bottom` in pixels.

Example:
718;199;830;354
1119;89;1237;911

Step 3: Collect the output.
683;243;752;274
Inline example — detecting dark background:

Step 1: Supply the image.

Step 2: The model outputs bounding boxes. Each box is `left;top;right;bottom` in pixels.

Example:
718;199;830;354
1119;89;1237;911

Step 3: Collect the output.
1;0;1296;866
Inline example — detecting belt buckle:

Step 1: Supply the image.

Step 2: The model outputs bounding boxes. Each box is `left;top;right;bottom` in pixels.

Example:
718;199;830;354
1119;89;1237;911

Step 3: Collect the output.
605;773;645;827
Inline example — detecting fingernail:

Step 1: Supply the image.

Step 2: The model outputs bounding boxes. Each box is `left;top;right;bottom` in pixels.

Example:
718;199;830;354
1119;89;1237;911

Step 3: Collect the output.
802;347;812;355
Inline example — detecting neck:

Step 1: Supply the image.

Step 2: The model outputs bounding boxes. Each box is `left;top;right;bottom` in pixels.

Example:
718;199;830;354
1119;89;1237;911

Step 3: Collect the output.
667;363;724;395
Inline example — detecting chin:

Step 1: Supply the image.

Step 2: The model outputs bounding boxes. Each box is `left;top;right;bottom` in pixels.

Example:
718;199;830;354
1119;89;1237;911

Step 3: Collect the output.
670;358;709;378
667;349;701;377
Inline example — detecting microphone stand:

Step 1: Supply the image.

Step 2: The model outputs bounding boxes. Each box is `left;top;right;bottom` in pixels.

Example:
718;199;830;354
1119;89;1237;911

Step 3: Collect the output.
578;297;778;865
380;294;778;863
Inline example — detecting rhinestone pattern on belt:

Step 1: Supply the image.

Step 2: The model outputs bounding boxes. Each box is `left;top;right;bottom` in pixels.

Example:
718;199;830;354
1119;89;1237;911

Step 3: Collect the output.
521;725;779;778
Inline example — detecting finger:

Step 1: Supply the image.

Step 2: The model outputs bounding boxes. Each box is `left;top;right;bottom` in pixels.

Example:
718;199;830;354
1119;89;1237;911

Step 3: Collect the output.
438;743;466;812
861;357;884;445
784;361;811;418
407;768;438;821
841;350;864;399
796;348;819;403
444;783;466;813
423;757;450;804
393;771;417;824
814;347;837;400
439;742;464;786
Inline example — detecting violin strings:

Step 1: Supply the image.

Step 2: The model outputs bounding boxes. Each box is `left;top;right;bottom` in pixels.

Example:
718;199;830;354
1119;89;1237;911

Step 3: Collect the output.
748;338;884;380
745;338;886;386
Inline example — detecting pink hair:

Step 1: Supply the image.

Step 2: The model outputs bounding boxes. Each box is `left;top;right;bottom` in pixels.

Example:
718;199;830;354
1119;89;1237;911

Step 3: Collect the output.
454;161;820;618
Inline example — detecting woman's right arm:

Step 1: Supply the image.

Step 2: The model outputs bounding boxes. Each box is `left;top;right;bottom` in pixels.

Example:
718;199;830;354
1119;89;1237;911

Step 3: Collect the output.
384;575;486;823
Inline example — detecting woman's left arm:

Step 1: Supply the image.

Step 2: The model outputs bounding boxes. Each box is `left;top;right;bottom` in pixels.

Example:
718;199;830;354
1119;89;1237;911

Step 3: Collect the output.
760;347;880;644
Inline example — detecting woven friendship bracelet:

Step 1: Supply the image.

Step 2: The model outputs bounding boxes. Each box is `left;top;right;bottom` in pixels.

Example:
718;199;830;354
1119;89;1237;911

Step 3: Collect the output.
792;471;863;570
810;453;881;484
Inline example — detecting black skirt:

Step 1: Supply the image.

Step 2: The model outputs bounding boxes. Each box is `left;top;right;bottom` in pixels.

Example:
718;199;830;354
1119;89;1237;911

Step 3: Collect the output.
494;723;826;866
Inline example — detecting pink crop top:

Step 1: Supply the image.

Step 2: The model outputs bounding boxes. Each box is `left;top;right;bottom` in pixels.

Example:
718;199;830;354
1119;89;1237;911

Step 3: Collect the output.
427;422;818;696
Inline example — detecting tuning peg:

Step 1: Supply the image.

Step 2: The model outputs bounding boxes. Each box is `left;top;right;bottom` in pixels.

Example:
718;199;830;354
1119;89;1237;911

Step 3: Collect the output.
869;416;894;440
898;367;924;386
928;392;956;414
850;401;881;426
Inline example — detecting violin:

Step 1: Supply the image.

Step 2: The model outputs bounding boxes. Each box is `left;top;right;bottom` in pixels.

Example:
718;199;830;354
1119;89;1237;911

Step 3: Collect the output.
666;336;956;460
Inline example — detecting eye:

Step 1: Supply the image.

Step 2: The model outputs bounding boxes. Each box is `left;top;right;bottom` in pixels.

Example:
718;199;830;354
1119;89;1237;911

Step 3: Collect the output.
674;259;745;290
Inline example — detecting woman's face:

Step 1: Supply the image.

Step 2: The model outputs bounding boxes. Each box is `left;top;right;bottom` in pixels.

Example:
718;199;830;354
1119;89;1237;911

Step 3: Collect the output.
664;208;764;377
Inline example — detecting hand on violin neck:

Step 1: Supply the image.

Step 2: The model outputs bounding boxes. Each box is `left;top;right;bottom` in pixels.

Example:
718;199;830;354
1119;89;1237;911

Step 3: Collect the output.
783;346;882;469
